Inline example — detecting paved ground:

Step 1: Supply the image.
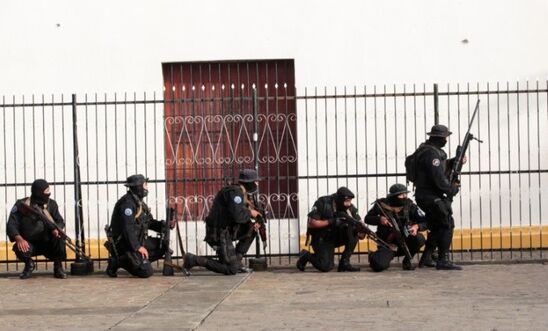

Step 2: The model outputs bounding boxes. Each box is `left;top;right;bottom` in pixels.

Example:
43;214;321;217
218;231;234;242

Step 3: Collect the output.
0;263;547;331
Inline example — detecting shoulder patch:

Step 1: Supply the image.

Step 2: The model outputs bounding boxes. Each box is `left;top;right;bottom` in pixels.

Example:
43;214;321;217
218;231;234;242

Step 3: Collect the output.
124;208;133;216
432;158;441;167
10;205;17;214
233;196;243;204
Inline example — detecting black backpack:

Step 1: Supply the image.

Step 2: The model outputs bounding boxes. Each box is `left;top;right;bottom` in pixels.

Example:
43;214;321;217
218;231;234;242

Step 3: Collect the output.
405;144;437;184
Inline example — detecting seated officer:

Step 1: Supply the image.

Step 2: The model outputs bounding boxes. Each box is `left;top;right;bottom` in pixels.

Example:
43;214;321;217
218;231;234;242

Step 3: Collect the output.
183;169;262;275
105;174;172;278
296;187;361;272
364;183;427;271
7;179;67;279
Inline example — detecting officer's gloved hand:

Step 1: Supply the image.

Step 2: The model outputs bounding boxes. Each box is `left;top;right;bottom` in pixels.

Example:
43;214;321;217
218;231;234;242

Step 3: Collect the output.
328;217;342;227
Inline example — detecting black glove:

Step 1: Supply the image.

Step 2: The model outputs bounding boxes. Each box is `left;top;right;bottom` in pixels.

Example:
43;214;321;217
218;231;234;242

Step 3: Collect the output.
328;217;342;227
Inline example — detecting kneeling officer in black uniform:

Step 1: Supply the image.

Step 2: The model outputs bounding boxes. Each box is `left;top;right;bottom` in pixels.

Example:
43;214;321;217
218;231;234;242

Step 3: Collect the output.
365;183;427;271
183;169;262;275
105;175;171;278
7;179;67;279
297;187;361;272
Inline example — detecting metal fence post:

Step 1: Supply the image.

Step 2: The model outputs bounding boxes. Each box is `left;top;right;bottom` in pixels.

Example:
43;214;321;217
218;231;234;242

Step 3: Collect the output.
434;83;439;125
70;93;93;274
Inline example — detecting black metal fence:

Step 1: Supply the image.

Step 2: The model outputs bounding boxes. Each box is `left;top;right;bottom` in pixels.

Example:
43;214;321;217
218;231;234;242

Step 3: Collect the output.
1;81;547;271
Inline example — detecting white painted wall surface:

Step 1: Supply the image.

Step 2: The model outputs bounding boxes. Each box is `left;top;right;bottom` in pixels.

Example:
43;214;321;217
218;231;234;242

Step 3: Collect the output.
1;0;547;94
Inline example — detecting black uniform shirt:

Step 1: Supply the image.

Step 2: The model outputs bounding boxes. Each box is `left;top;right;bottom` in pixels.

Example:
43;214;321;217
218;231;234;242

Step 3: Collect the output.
414;141;457;198
364;198;427;241
307;194;361;237
110;192;162;252
205;185;252;229
7;198;65;242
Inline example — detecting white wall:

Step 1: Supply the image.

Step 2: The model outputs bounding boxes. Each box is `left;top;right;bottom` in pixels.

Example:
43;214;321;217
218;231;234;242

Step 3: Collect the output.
1;0;547;94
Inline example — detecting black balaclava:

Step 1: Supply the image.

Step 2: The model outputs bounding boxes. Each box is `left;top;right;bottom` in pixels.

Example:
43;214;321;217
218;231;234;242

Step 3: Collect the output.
387;195;406;207
335;196;348;211
130;185;148;200
240;181;258;194
335;187;354;211
429;136;447;148
31;179;51;205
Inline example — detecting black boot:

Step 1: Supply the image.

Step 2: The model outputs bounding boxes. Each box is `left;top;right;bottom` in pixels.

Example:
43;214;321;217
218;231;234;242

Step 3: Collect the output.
106;257;118;278
338;259;360;272
436;252;462;270
53;260;68;279
402;257;415;270
19;259;35;279
419;248;436;268
183;253;197;272
236;253;253;273
183;253;209;276
296;250;310;271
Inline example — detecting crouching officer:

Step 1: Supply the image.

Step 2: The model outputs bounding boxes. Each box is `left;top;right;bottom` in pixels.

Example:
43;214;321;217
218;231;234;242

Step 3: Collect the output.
365;183;427;272
183;169;262;275
105;174;171;278
297;187;361;272
7;179;67;279
414;125;464;270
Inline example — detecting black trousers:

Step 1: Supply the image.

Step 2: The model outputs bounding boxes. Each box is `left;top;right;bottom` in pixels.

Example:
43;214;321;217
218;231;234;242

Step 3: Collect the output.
117;237;166;278
308;225;359;272
13;237;66;262
416;195;455;257
203;229;255;275
368;233;425;272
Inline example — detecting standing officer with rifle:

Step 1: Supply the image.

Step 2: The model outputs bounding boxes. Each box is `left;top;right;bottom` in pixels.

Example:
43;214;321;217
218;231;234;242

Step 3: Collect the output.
105;174;174;278
409;124;462;270
296;187;361;272
407;102;481;270
7;179;67;279
182;169;263;275
364;183;427;272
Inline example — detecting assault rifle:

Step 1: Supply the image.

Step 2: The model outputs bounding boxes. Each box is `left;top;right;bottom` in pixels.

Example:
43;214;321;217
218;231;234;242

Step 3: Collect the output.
248;193;268;255
17;201;92;262
374;201;413;261
336;212;397;252
449;99;483;186
162;207;176;276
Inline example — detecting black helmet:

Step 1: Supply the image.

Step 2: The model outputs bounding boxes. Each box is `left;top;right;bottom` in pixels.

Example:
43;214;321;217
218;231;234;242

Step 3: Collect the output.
387;183;410;198
124;174;148;187
238;169;263;183
426;124;452;137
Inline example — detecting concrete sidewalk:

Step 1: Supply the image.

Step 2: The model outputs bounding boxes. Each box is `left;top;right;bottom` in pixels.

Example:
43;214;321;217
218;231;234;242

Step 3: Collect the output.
0;264;546;331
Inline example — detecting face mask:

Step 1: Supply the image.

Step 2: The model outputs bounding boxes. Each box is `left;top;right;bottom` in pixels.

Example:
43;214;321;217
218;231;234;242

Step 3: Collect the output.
130;186;148;199
31;192;50;205
335;198;349;211
31;179;51;205
241;181;258;194
429;136;447;148
388;196;406;207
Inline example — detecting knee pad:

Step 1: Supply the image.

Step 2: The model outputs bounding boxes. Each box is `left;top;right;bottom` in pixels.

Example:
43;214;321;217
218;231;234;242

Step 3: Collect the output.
368;249;394;272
